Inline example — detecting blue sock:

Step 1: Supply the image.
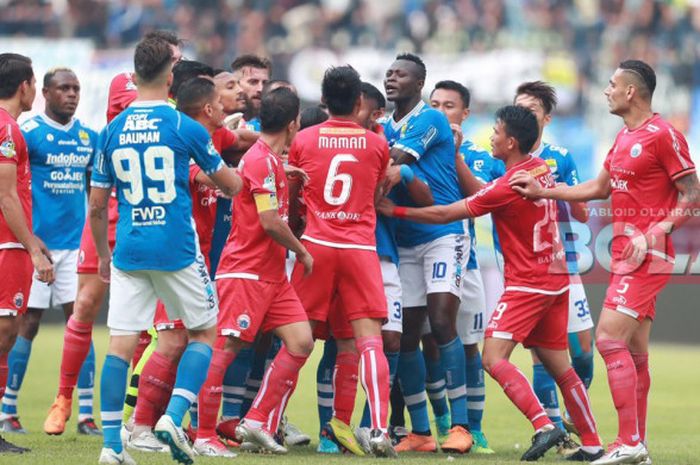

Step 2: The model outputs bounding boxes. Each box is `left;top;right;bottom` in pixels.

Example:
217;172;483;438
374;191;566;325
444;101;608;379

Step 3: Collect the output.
438;337;468;426
533;363;564;431
316;339;336;434
222;346;253;419
1;336;32;417
360;350;399;428
241;346;268;416
569;333;594;390
465;351;485;432
188;402;198;428
165;342;213;427
397;350;430;433
101;354;129;453
77;342;96;421
424;351;449;417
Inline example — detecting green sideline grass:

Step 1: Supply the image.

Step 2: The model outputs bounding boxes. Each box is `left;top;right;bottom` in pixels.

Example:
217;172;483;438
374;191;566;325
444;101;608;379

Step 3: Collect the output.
2;325;698;464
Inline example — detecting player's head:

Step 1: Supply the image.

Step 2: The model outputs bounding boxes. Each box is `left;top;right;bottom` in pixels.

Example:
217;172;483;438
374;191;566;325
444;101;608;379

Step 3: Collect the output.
491;105;539;159
430;80;470;126
143;29;183;64
231;54;271;116
43;68;80;121
213;70;246;115
176;77;224;131
260;86;299;145
514;81;556;134
384;53;426;103
356;82;386;130
321;65;362;117
134;36;174;90
605;60;656;115
263;79;295;97
170;60;215;98
0;53;35;111
300;106;329;131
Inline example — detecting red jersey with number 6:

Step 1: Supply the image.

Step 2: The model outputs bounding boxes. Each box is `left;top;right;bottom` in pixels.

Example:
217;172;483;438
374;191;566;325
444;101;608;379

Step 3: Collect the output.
287;118;389;250
466;156;569;293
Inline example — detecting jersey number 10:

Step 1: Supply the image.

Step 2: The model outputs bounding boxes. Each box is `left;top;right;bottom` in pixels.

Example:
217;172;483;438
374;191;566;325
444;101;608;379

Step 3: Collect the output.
112;146;176;205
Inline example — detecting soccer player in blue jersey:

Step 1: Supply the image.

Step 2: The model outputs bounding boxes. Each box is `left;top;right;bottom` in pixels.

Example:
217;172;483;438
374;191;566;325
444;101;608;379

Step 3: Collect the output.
428;79;505;453
382;54;472;453
89;36;241;465
231;55;271;132
0;68;99;436
514;81;593;454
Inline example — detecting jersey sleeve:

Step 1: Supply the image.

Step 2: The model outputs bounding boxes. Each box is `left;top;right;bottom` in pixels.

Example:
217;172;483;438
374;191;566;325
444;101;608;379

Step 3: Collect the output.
90;128;114;189
0;123;22;167
561;151;581;186
189;161;202;185
656;126;696;181
287;136;301;167
466;150;493;184
464;178;515;217
393;110;445;161
181;117;225;176
216;127;238;152
245;154;276;197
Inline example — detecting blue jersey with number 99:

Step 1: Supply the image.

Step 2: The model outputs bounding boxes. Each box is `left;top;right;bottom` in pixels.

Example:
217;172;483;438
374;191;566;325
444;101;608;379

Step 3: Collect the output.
91;101;224;272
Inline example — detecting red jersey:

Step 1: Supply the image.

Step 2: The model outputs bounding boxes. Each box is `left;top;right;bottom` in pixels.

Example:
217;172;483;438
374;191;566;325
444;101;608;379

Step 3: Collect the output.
0;108;32;250
216;139;288;282
466;156;569;293
604;113;695;261
212;127;238;153
107;72;137;123
288;118;389;250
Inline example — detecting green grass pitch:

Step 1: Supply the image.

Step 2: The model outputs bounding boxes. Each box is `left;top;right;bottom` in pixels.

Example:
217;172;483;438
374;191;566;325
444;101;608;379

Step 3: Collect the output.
2;325;698;464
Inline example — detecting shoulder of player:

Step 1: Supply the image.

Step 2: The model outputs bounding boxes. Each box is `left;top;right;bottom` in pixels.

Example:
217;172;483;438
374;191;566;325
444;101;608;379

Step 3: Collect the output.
543;142;570;157
418;106;450;126
20;115;42;134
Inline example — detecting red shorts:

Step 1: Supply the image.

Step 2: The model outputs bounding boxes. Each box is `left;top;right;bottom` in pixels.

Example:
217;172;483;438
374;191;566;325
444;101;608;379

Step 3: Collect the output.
216;278;307;343
485;289;569;350
0;249;33;317
153;300;185;331
77;196;117;274
312;294;355;340
603;258;673;321
291;242;386;326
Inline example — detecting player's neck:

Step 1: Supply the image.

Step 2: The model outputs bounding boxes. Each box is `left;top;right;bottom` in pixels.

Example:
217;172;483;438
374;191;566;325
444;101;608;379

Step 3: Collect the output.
530;134;543;154
504;152;530;170
243;109;257;121
44;108;72;126
0;99;22;120
135;87;169;103
622;107;654;131
393;94;422;121
259;132;287;158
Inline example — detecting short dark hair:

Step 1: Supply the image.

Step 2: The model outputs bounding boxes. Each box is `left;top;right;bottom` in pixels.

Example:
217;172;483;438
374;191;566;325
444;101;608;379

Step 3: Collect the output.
515;81;557;114
134;37;173;85
43;67;75;88
231;54;272;73
260;87;299;133
395;53;426;81
322;66;362;116
143;30;181;47
495;105;539;154
432;80;470;108
619;60;656;100
175;77;216;118
300;106;329;130
0;53;33;99
361;82;385;109
262;79;293;96
171;60;215;97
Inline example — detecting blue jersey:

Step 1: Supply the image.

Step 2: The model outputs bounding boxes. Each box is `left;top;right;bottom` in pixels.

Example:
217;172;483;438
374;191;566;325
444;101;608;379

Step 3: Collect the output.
382;102;463;247
22;115;96;249
375;215;399;265
245;117;261;132
209;197;232;276
459;140;505;269
532;142;582;274
91;101;224;272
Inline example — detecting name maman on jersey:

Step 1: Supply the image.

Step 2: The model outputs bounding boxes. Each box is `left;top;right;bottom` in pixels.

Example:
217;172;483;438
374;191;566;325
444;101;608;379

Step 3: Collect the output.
120;113;161;145
317;127;367;150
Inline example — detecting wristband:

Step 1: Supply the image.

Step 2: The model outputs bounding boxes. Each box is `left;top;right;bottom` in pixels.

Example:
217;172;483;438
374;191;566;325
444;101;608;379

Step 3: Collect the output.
393;206;408;219
400;164;414;184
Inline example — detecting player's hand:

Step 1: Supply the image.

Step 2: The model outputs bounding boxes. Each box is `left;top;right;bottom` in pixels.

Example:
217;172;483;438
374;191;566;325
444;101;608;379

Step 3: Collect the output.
97;256;111;284
450;123;463;148
223;113;244;130
284;164;309;184
31;237;54;284
297;250;313;276
383;163;401;193
376;197;397;217
509;170;542;198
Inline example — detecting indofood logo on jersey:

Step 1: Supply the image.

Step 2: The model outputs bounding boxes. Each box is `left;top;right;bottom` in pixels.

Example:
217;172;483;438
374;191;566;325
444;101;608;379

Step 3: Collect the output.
13;292;24;309
630;143;642;158
79;129;91;146
237;314;251;330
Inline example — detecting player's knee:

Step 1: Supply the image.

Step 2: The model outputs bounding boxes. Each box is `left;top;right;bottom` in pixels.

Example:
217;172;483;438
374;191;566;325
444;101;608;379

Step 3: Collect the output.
73;291;102;322
288;337;314;357
463;342;480;359
0;329;17;354
428;318;456;344
382;331;401;353
19;311;42;340
157;331;188;361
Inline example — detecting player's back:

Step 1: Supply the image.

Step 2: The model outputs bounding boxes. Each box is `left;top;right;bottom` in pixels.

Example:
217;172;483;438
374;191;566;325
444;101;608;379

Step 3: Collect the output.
94;102;223;272
289;118;389;249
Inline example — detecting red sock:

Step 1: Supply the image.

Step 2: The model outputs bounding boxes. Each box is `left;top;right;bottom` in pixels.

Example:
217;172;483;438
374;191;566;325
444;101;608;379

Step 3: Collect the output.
0;353;8;400
58;317;93;399
267;376;298;434
132;331;152;369
356;336;389;432
490;359;551;431
598;339;639;445
332;351;359;425
556;368;601;447
631;352;650;443
246;346;308;428
197;348;235;440
133;351;177;428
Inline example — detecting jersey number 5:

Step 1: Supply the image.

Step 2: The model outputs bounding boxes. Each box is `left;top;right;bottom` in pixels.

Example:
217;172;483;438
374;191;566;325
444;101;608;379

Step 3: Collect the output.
323;154;358;206
112;146;176;205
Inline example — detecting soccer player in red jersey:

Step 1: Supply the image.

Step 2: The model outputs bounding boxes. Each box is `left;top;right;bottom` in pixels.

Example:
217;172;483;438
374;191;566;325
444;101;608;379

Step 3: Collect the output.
44;30;183;436
380;105;604;462
287;66;396;458
0;53;54;454
193;87;313;456
511;60;699;465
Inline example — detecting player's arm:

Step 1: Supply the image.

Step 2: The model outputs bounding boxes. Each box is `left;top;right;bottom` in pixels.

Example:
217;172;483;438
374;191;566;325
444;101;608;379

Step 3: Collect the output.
88;186;111;283
390;147;418;165
208;166;242;198
567;197;589;223
510;168;611;202
256;194;313;275
382;163;433;207
455;154;485;197
288;176;305;237
0;163;54;283
220;129;259;166
377;196;472;224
